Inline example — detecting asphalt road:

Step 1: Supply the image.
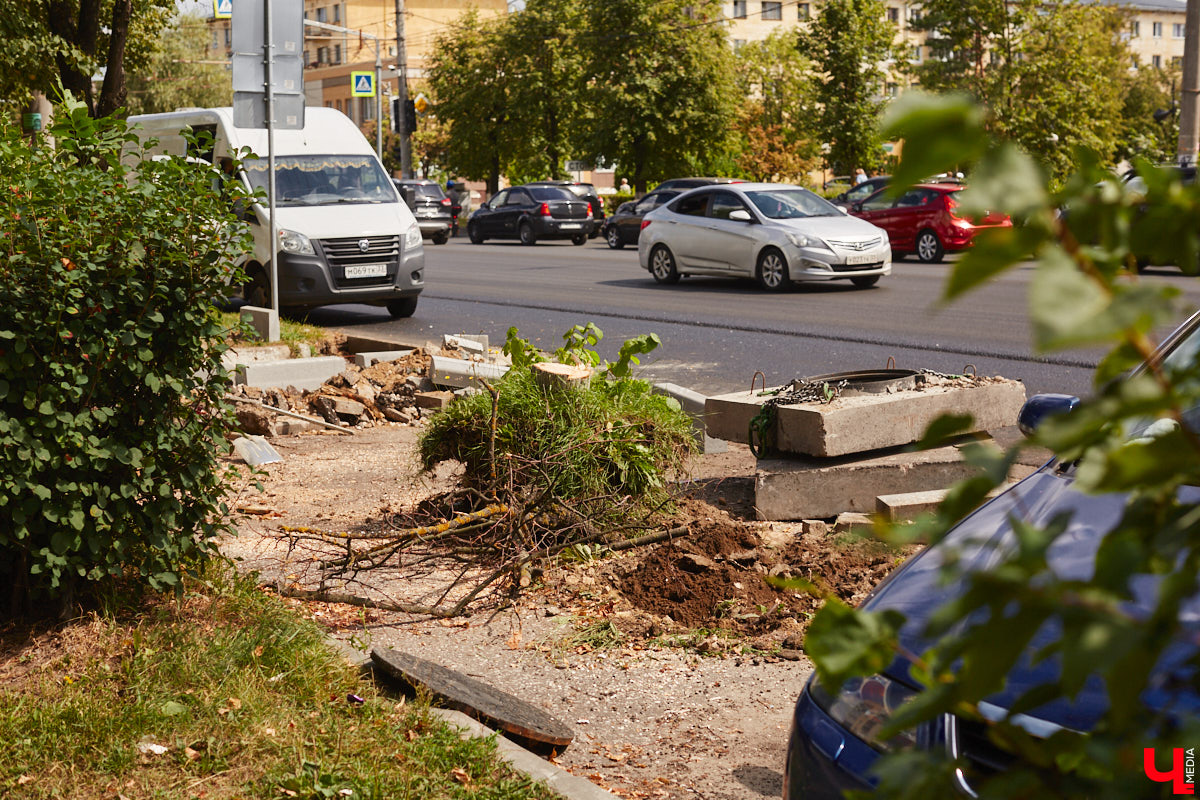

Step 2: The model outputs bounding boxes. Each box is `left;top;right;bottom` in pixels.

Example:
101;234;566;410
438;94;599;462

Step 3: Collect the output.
299;237;1200;398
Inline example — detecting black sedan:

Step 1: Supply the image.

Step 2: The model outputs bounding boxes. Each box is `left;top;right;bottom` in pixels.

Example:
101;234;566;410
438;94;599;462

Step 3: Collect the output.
467;185;592;246
601;189;680;249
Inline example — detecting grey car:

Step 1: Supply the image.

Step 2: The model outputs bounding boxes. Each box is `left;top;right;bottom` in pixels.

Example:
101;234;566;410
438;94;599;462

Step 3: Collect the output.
637;183;891;291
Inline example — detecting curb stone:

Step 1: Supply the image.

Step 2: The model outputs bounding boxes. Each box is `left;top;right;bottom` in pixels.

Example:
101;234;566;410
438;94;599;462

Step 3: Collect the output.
324;635;618;800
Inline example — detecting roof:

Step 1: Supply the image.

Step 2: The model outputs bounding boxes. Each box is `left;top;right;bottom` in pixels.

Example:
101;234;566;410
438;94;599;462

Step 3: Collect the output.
1089;0;1185;10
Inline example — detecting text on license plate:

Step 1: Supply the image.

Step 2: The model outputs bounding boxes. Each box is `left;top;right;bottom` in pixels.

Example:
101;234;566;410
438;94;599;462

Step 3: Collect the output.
559;223;581;230
844;252;879;265
345;264;388;279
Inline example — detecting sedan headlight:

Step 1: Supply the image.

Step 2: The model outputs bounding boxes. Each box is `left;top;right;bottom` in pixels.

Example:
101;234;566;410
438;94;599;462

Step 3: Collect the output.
278;228;314;255
404;221;423;249
808;674;919;752
787;232;831;250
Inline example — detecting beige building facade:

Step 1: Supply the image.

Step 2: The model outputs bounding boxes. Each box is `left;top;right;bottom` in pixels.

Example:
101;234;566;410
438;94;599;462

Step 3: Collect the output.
207;0;506;128
725;0;1188;94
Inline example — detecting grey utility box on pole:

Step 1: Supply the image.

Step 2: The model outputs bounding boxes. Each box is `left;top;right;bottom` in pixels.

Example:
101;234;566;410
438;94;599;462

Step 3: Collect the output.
231;0;306;130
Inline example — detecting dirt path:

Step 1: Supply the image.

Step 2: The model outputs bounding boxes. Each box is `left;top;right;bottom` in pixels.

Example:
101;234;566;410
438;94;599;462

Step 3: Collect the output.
223;425;898;800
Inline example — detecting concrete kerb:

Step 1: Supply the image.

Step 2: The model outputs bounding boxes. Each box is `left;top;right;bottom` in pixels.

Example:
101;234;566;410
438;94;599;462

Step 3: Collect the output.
322;634;618;800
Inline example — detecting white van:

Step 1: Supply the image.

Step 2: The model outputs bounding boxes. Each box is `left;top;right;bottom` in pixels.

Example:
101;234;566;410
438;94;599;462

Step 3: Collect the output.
126;107;424;318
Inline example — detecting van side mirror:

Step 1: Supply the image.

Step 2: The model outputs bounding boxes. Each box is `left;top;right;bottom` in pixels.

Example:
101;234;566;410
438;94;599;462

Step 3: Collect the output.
1018;393;1080;437
729;209;753;223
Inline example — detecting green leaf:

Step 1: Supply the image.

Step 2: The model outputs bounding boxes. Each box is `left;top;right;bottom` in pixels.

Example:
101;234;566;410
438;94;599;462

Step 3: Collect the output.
943;225;1045;302
954;143;1047;220
882;92;989;193
913;413;975;450
160;700;188;717
804;600;905;690
1029;246;1111;351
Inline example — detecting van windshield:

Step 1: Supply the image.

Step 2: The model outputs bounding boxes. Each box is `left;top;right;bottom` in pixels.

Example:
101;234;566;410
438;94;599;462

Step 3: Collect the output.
242;155;398;206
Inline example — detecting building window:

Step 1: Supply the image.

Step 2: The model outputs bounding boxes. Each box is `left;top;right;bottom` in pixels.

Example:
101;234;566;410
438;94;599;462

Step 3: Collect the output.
1173;55;1183;68
908;7;921;23
762;1;781;20
798;3;810;19
224;26;231;46
1153;54;1162;68
886;82;899;97
1130;20;1140;36
317;46;328;65
316;6;326;22
910;45;922;62
1153;21;1163;37
886;6;899;23
211;30;219;48
333;44;341;64
361;97;374;121
302;49;310;65
332;3;341;23
1174;23;1186;38
325;101;333;108
732;38;747;50
732;0;747;18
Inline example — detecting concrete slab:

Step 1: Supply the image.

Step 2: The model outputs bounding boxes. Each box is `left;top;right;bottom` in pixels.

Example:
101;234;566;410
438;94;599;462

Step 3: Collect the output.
755;443;981;521
353;349;414;368
444;334;488;355
708;379;1026;457
876;489;948;521
652;382;727;454
429;355;509;389
240;305;280;343
220;343;291;372
235;356;347;391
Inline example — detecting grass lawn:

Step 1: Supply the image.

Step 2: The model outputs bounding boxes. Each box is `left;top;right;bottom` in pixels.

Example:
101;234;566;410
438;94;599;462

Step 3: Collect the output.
213;311;340;357
0;566;559;800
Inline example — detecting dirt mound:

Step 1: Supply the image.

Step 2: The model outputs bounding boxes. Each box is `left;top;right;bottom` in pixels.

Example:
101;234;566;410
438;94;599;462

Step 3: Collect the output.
614;499;911;636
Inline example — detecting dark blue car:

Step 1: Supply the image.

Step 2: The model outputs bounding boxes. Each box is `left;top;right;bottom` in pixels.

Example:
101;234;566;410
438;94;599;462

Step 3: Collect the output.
784;310;1200;798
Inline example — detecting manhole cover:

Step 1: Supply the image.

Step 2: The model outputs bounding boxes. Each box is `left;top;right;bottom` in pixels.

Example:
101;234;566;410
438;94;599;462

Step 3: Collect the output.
800;368;919;396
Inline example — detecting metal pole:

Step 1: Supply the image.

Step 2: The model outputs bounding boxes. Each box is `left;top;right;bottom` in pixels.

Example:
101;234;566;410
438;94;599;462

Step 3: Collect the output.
265;0;279;314
375;39;383;161
1178;0;1200;164
394;0;412;178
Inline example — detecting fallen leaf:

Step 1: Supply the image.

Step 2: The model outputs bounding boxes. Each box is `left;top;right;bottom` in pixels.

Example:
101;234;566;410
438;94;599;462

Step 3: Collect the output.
17;775;33;785
225;697;242;710
253;646;264;657
506;630;521;649
184;747;202;761
263;727;276;736
450;767;471;785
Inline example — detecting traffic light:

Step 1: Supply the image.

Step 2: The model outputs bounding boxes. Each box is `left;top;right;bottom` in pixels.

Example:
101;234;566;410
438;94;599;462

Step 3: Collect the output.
391;98;417;134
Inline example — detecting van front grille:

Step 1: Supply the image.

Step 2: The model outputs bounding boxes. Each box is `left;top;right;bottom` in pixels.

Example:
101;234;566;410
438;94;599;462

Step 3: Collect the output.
320;235;400;288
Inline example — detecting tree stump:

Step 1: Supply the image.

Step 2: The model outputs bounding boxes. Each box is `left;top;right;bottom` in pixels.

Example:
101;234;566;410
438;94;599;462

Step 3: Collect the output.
531;362;593;390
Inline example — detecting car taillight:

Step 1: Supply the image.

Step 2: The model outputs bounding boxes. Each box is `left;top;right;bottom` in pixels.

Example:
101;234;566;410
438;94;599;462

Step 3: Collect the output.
640;219;653;230
539;202;552;216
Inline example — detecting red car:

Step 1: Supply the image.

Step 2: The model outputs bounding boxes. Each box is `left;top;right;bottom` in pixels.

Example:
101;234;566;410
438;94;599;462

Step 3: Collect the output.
848;183;1011;262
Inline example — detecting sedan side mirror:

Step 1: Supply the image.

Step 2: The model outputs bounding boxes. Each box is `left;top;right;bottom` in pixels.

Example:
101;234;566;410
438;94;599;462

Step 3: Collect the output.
729;209;753;223
1017;393;1080;437
850;202;863;212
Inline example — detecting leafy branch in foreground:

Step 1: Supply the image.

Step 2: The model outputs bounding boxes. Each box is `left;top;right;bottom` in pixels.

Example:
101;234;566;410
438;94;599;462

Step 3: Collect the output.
804;91;1200;799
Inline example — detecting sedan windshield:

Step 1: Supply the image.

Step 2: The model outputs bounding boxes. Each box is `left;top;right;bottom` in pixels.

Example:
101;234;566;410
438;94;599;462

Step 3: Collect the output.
746;189;840;219
242;155;398;206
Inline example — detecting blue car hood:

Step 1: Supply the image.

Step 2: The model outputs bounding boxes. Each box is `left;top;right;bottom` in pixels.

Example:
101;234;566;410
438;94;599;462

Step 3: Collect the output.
865;465;1200;731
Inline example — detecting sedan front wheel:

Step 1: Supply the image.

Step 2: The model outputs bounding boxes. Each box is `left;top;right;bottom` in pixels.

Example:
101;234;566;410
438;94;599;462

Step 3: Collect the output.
606;226;624;250
756;248;790;292
649;245;680;284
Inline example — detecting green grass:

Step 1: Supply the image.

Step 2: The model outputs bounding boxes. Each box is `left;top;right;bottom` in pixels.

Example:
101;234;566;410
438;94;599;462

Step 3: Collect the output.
214;310;335;356
0;565;559;800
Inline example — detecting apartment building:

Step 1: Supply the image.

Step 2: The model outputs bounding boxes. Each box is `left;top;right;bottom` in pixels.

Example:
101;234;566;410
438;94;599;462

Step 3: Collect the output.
726;0;1188;94
207;0;506;126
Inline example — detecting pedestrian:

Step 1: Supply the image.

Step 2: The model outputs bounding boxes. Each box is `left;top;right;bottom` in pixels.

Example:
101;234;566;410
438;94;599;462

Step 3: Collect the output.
618;178;630;193
854;168;867;185
446;178;464;237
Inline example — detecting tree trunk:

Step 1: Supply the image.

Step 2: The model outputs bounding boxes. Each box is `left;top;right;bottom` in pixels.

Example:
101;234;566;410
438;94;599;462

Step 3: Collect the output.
48;0;102;114
96;0;133;118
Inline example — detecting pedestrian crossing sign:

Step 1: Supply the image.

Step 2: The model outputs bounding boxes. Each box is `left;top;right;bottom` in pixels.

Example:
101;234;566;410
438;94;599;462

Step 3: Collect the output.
351;72;376;97
213;0;232;19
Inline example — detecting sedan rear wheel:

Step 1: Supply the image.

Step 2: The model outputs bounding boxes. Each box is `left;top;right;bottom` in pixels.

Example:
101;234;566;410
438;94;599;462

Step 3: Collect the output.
756;248;789;292
649;245;680;284
519;221;537;246
606;226;624;250
571;233;587;246
916;229;944;263
468;221;485;244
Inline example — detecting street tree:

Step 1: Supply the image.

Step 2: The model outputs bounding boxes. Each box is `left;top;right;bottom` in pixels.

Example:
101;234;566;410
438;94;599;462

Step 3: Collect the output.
798;0;894;177
124;11;229;116
501;0;585;181
0;0;174;117
1114;65;1179;167
577;0;738;193
426;12;514;194
733;31;820;181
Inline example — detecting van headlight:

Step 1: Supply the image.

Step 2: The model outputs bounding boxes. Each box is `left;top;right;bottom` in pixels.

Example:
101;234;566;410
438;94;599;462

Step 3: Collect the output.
404;221;422;249
278;228;314;255
807;674;919;752
787;232;830;250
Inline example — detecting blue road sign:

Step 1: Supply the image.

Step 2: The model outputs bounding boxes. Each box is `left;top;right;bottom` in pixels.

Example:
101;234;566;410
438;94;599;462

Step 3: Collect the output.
351;71;376;97
214;0;232;19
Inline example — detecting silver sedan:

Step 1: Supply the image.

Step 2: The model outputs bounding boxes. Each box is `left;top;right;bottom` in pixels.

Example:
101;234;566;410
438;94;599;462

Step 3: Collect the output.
636;182;891;290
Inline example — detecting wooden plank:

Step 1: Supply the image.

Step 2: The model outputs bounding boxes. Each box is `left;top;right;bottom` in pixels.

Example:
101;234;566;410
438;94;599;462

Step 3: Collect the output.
371;648;574;749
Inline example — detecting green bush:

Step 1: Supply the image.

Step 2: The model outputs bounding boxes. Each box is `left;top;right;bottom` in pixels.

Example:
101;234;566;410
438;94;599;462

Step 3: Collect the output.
0;95;252;616
603;192;636;214
419;325;696;508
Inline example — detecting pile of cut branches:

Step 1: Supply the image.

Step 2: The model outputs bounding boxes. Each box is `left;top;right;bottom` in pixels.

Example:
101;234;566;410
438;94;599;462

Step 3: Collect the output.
277;326;698;617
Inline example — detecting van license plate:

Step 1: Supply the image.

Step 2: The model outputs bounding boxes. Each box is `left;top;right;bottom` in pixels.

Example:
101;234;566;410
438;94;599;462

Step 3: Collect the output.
345;264;387;279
